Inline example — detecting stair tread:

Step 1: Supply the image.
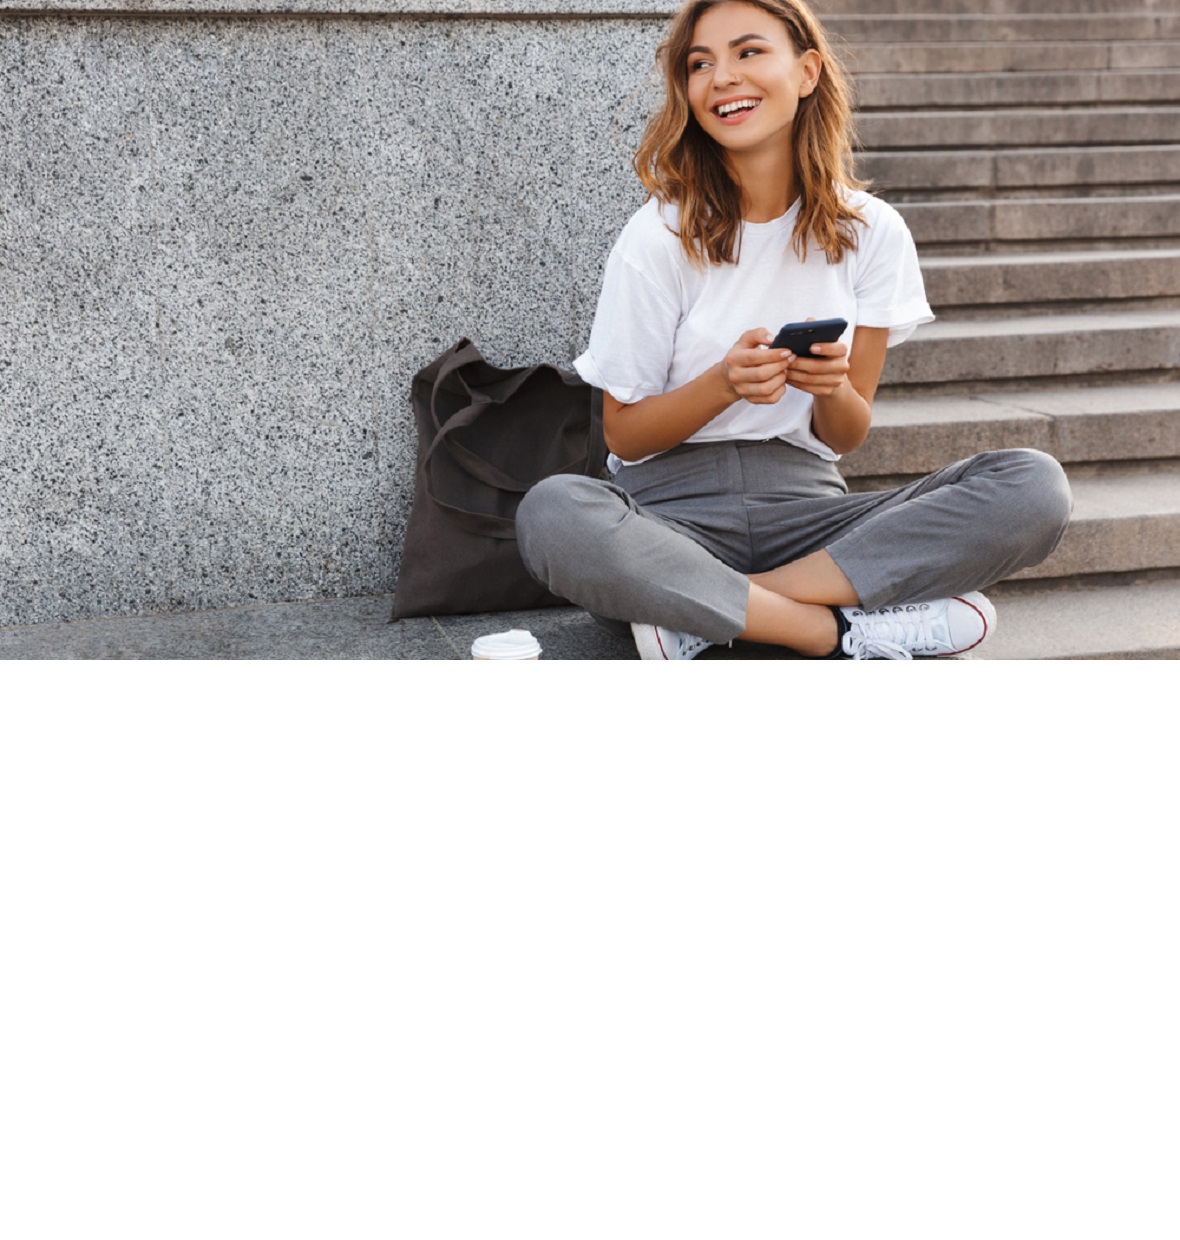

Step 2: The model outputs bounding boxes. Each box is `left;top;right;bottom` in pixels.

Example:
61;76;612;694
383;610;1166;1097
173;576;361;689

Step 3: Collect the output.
1067;469;1180;519
830;15;1180;42
815;0;1178;13
868;106;1180;118
900;192;1180;206
844;384;1180;480
880;147;1180;161
897;195;1180;246
874;381;1180;421
912;308;1180;340
920;247;1180;269
975;579;1180;659
847;40;1180;74
857;68;1180;81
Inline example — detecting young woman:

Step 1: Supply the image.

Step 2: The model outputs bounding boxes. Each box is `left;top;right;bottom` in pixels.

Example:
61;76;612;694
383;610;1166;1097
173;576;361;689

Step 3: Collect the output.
516;0;1072;659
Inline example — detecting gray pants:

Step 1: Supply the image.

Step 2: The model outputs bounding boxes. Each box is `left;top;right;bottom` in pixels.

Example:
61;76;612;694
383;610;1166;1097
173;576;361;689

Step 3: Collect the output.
516;439;1072;644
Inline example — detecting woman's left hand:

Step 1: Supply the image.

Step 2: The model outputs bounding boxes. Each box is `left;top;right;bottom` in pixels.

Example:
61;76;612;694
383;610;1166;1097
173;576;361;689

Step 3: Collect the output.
782;340;851;398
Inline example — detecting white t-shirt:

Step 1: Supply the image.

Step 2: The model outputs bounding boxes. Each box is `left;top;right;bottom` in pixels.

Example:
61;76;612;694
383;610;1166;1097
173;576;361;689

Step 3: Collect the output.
574;190;933;465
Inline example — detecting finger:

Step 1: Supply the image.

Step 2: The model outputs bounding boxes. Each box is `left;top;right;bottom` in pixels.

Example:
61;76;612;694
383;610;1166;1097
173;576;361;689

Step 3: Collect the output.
786;363;842;382
787;374;846;396
806;341;848;359
745;381;788;404
737;327;774;349
787;355;849;375
739;358;792;383
732;357;791;382
740;374;791;399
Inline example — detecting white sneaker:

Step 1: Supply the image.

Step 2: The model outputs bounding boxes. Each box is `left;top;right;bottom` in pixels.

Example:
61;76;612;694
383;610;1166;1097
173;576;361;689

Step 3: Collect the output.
840;592;996;660
631;622;714;661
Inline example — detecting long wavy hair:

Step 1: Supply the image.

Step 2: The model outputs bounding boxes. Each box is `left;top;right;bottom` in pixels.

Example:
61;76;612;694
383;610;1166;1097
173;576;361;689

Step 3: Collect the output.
633;0;866;266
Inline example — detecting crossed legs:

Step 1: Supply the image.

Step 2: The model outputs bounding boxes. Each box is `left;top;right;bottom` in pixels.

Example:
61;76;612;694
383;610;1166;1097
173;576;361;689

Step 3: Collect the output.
516;445;1073;655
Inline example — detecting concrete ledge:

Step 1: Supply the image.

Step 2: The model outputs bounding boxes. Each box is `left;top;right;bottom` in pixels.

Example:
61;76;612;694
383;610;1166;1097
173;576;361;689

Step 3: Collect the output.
0;595;640;659
3;577;1176;660
0;596;822;659
5;0;1172;19
0;1;674;14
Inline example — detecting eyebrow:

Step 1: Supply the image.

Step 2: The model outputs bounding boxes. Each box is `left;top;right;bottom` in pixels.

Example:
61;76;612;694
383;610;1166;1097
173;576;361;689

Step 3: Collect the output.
687;33;771;56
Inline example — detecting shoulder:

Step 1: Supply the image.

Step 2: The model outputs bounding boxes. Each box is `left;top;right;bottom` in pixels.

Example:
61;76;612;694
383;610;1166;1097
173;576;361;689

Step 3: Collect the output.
613;197;685;263
844;190;913;247
604;197;691;307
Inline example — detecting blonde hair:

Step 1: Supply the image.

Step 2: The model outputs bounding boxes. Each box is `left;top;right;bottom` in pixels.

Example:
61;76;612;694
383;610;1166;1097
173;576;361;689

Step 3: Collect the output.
633;0;866;266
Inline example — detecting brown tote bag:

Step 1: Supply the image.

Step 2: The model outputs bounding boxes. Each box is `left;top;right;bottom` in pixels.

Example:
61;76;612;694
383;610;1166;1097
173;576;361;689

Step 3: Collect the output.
391;339;607;620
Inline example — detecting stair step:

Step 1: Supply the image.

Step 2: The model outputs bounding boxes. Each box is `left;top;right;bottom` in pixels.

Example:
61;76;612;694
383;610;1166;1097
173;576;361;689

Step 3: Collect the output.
848;40;1180;75
815;0;1178;16
855;69;1180;111
897;195;1180;247
1023;468;1180;581
859;107;1180;151
878;310;1180;388
828;14;1180;45
860;146;1180;195
919;248;1180;308
843;382;1180;479
974;578;1180;660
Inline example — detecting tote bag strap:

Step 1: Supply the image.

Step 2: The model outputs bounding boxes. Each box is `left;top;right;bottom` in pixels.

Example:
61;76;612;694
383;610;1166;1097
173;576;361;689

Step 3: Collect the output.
414;341;606;539
420;415;598;540
427;350;596;479
429;406;593;494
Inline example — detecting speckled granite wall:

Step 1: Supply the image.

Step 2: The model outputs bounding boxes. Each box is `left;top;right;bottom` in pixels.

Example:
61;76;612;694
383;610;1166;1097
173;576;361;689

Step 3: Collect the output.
0;6;669;624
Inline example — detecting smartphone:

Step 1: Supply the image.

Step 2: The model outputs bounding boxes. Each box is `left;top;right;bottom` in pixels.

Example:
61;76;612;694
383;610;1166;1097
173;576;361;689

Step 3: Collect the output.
771;317;849;354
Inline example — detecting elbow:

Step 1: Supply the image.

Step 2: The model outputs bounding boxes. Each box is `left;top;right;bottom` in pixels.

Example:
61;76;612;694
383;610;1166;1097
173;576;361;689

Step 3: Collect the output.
812;419;870;456
827;425;870;455
813;394;873;455
602;403;635;460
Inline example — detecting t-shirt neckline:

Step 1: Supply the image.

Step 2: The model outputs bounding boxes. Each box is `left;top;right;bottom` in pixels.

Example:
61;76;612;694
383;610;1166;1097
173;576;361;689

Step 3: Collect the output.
741;198;801;234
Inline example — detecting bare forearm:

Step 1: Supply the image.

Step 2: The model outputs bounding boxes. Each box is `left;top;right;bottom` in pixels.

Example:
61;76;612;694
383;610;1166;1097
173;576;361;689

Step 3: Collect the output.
792;326;888;455
604;328;805;459
603;362;736;460
811;380;872;454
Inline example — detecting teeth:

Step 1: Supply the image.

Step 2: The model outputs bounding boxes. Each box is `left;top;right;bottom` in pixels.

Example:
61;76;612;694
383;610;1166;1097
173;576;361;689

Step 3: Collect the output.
717;99;758;116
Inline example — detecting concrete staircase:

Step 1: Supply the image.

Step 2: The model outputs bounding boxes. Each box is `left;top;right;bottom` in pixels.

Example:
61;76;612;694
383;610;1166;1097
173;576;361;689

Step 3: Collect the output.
819;0;1180;658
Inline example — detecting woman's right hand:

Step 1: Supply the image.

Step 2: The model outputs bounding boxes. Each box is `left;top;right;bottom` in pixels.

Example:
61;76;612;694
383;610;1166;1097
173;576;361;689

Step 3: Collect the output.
604;328;792;460
721;329;793;405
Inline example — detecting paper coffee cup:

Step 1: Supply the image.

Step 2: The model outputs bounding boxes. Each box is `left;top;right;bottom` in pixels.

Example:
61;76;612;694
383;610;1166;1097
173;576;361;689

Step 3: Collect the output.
470;629;542;660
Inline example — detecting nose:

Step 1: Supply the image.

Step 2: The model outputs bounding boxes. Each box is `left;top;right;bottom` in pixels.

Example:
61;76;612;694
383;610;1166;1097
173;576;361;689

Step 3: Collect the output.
713;55;741;88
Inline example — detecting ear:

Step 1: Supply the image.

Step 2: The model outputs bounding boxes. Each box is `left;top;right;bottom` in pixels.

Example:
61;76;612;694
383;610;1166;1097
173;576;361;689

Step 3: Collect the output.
798;49;822;98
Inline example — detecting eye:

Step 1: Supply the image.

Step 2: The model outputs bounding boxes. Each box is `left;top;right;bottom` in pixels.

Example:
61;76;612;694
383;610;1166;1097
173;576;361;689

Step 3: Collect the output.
688;57;711;73
738;46;763;58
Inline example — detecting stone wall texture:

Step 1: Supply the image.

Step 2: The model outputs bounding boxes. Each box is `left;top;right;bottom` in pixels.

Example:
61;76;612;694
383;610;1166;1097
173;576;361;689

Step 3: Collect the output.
0;2;678;624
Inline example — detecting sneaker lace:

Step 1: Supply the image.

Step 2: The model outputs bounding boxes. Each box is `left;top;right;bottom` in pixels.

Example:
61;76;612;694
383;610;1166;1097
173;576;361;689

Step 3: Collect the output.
843;610;937;661
680;633;713;658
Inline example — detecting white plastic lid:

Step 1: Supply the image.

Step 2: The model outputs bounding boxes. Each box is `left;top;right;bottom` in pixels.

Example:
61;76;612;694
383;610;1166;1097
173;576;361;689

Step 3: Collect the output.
470;629;542;660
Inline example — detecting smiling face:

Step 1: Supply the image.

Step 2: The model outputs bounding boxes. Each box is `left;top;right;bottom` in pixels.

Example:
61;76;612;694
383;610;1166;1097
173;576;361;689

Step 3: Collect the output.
685;2;821;158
